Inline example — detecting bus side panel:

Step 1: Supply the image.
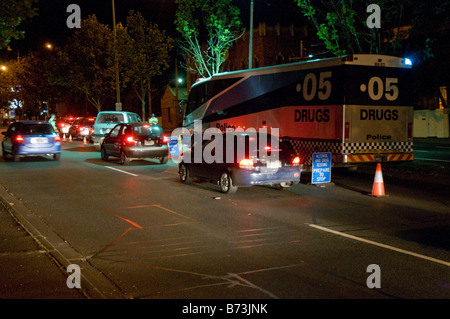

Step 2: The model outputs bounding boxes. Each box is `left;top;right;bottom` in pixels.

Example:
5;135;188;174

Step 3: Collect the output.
212;105;343;140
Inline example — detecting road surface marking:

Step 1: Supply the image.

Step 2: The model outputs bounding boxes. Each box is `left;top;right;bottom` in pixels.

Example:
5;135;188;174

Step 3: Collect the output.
414;157;450;163
105;166;139;176
309;224;450;267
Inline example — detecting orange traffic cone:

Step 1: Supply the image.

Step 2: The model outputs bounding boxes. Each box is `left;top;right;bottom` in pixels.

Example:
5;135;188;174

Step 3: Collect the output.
69;134;73;142
369;163;388;197
83;136;87;144
62;133;66;141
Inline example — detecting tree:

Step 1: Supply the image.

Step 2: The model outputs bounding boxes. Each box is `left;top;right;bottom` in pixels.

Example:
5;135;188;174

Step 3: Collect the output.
0;0;38;50
294;0;415;56
123;11;173;120
55;15;114;113
175;0;243;78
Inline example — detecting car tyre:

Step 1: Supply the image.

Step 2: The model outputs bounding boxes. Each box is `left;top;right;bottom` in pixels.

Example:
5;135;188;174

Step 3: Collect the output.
101;146;109;161
219;171;238;194
53;153;60;161
160;156;168;164
12;148;20;162
179;163;192;183
119;149;130;165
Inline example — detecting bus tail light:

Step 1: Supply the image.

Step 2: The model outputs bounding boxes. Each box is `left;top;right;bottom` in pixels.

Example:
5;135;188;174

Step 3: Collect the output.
292;156;301;166
408;123;413;139
345;122;350;140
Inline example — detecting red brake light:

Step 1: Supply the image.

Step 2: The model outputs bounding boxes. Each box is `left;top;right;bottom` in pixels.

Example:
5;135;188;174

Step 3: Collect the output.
292;156;301;165
345;122;350;140
239;158;254;169
162;135;168;144
264;146;271;151
15;135;24;143
125;135;135;143
55;135;61;142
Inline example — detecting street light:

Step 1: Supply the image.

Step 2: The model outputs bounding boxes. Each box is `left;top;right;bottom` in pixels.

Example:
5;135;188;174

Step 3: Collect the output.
0;65;7;72
248;0;254;69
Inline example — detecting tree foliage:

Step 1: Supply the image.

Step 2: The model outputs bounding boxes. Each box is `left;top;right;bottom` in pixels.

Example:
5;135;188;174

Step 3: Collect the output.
55;15;114;113
0;0;38;50
175;0;244;78
123;11;173;120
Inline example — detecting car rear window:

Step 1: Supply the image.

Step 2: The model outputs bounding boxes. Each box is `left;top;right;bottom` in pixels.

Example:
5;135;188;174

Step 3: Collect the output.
131;124;162;138
97;113;124;124
21;124;54;135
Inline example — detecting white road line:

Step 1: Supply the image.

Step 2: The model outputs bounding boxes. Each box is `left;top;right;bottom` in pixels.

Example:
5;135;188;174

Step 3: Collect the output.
105;166;138;176
308;224;450;267
414;157;450;163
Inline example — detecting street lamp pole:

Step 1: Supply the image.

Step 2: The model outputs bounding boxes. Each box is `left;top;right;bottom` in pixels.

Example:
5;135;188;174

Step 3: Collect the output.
248;0;254;69
112;0;121;110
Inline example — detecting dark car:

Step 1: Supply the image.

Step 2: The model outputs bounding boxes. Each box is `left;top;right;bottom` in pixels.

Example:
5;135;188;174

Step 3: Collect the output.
1;121;61;162
68;117;96;140
100;123;169;165
178;132;302;194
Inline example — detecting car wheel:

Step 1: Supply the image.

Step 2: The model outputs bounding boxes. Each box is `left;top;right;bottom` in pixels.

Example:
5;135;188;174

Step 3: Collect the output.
53;154;60;161
179;163;192;183
275;181;293;190
160;156;168;164
12;148;20;162
219;171;238;194
101;146;109;161
2;145;8;160
119;149;130;165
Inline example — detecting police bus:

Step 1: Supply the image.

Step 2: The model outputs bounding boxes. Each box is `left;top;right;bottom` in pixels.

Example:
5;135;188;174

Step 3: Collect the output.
182;54;414;169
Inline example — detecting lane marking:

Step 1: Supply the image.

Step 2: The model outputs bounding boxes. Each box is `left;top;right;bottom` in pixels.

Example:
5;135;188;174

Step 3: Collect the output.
308;224;450;267
414;157;450;163
105;166;138;176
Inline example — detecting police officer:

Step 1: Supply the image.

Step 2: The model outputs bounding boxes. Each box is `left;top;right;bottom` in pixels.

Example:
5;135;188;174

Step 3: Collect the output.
149;113;158;125
48;114;57;132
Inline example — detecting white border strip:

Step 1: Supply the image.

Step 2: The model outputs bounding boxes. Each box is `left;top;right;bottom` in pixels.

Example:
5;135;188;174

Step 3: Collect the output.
105;166;138;176
308;224;450;267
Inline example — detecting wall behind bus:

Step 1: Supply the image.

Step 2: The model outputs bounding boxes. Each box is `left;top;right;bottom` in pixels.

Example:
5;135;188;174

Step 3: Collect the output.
414;109;449;138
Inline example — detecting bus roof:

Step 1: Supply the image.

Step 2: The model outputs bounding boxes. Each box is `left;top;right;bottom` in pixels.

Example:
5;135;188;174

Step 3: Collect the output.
193;54;412;88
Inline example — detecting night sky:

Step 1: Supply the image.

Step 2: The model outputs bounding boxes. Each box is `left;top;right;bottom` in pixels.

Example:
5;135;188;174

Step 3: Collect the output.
8;0;304;54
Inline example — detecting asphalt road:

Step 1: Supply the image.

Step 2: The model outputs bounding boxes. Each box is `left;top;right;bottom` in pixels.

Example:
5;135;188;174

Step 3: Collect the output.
0;138;449;304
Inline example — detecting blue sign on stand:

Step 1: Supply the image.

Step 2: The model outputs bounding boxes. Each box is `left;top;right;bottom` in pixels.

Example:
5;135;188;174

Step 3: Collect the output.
168;136;179;157
312;152;332;184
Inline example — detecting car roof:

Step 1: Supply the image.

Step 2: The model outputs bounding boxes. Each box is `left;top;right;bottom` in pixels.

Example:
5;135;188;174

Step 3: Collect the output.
18;121;51;125
97;111;139;115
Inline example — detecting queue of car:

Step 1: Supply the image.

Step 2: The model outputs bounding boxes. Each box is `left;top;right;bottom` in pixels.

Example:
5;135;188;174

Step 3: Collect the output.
1;111;302;194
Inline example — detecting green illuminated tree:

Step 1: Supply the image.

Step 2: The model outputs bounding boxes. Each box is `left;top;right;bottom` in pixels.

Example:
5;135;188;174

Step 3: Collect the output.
175;0;244;78
0;0;38;50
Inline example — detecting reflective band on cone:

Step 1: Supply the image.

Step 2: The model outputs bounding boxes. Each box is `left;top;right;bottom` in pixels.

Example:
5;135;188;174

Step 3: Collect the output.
369;163;388;197
69;135;73;142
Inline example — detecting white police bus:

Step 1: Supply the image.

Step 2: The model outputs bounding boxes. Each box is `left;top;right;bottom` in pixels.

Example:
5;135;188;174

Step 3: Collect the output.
183;54;414;169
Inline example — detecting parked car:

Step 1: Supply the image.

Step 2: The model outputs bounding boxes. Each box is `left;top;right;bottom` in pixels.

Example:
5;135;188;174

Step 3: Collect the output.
178;132;302;193
100;123;168;165
68;117;96;140
1;121;61;162
92;111;142;151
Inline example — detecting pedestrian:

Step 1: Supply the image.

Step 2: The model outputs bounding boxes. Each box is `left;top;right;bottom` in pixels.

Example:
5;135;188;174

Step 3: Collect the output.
48;114;57;131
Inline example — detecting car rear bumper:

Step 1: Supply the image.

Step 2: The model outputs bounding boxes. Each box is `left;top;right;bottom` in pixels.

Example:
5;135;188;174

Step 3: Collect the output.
16;144;61;155
232;166;301;186
126;145;168;159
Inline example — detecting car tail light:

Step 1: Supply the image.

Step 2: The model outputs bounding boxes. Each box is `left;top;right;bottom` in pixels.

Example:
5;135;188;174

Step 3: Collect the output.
264;146;271;151
125;135;135;144
239;158;254;169
78;126;84;131
15;135;24;143
292;156;301;165
54;135;61;142
162;135;168;144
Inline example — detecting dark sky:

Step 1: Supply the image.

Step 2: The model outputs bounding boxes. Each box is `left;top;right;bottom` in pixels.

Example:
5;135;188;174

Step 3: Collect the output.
8;0;304;54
